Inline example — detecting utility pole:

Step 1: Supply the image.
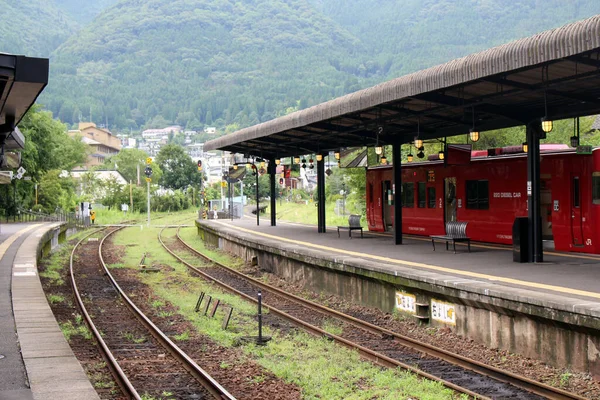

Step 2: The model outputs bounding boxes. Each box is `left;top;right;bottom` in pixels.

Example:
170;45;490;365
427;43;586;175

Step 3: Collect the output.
147;179;150;226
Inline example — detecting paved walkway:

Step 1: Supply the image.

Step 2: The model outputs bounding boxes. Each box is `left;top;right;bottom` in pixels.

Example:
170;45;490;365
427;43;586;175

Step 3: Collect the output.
0;223;99;400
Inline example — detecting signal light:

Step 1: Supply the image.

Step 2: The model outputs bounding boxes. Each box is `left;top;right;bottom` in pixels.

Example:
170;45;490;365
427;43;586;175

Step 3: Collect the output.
197;160;202;171
279;178;284;185
144;166;153;177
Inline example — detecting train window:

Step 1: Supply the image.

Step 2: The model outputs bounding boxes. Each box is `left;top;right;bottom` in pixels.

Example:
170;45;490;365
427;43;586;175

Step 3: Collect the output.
427;187;436;208
417;182;426;208
402;182;414;208
593;173;600;205
466;180;489;210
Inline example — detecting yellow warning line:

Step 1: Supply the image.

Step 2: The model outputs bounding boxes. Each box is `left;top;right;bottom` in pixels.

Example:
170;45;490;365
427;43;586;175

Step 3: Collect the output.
0;224;42;259
214;221;600;300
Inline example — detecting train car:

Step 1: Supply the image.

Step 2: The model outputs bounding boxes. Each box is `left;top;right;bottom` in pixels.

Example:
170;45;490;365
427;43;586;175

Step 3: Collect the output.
366;144;600;254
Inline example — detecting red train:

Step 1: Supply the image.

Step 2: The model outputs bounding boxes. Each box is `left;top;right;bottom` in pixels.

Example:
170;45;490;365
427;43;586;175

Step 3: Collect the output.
366;144;600;253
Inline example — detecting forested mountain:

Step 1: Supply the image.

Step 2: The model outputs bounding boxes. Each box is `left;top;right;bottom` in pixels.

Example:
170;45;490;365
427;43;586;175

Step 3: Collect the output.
0;0;118;57
53;0;120;24
4;0;600;133
307;0;600;77
0;0;77;56
44;0;382;130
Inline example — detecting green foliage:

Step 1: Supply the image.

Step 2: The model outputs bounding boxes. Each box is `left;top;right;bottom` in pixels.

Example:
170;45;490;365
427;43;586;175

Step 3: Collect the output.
151;190;191;212
30;0;600;134
104;148;163;184
38;170;78;213
155;144;201;190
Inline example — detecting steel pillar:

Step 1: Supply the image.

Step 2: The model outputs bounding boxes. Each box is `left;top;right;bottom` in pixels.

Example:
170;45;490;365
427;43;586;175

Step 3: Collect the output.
268;161;276;226
392;142;402;245
526;122;544;262
317;154;326;233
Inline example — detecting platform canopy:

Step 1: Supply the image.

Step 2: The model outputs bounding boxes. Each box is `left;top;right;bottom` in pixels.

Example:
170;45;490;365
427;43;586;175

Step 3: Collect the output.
0;53;49;150
205;15;600;158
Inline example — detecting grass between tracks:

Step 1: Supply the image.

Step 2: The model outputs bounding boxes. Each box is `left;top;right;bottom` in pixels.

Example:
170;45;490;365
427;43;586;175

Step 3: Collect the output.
108;224;465;400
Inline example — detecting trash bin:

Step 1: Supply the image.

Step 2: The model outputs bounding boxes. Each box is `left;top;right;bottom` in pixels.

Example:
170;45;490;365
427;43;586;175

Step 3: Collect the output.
512;217;529;263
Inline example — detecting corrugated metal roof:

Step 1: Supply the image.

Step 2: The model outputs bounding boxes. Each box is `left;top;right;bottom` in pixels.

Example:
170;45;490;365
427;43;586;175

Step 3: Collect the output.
205;15;600;156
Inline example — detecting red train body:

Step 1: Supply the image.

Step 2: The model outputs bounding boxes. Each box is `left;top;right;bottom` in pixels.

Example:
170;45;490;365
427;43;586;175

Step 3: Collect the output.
366;145;600;254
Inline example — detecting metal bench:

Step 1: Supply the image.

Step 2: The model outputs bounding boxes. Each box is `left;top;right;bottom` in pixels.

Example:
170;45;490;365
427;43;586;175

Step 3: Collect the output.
337;214;363;238
430;221;470;253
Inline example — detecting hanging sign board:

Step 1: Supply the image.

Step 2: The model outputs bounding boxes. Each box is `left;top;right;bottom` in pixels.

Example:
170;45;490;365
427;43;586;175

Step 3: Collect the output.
576;145;593;155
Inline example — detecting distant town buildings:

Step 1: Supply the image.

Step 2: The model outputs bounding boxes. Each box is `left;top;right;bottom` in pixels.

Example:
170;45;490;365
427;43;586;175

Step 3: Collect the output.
69;122;121;169
141;125;182;140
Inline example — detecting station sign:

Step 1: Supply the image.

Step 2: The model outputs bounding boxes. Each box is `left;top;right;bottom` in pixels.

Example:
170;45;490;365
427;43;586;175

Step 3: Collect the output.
427;170;435;182
431;299;456;325
576;145;592;155
395;291;416;314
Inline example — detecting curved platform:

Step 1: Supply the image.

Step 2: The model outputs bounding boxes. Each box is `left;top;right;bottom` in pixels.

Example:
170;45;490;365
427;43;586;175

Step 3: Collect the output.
0;223;98;400
196;217;600;378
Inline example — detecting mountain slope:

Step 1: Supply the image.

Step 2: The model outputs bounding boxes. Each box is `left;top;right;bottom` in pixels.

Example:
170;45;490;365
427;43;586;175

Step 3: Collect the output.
308;0;600;76
39;0;600;132
0;0;77;56
53;0;120;24
44;0;383;129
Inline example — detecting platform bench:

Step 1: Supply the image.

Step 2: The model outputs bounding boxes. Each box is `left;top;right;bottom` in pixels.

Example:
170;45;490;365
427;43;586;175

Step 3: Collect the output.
251;205;268;215
337;214;363;238
430;221;470;253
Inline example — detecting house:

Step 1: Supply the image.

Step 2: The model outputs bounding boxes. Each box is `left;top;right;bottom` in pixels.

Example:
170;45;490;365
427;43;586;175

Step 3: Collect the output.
69;122;122;169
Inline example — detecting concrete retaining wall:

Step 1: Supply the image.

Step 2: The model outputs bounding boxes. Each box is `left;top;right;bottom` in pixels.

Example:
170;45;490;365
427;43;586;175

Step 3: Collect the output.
197;221;600;377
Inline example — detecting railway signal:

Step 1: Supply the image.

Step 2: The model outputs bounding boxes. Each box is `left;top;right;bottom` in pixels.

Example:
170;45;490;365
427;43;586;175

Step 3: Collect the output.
197;160;202;171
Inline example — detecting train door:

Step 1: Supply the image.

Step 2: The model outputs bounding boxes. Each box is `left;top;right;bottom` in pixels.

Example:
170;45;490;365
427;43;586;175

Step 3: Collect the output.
444;177;457;223
382;180;393;231
540;176;553;240
571;174;584;246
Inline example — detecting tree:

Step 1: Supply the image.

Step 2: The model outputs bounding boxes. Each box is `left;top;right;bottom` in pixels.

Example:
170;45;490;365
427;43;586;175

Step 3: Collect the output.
19;105;88;181
37;170;77;213
155;144;201;190
104;148;163;184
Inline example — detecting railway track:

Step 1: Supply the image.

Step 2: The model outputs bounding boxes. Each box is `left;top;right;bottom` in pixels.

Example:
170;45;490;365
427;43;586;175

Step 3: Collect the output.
160;226;587;400
70;227;235;400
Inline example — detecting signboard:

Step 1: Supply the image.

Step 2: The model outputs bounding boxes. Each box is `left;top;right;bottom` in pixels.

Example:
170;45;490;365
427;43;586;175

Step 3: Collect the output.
395;291;416;314
145;177;152;183
427;170;435;182
146;157;153;164
431;299;456;325
576;145;593;155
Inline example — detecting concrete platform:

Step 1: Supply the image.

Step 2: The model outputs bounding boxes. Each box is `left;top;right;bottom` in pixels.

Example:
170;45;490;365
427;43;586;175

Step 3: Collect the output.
197;216;600;377
0;223;99;400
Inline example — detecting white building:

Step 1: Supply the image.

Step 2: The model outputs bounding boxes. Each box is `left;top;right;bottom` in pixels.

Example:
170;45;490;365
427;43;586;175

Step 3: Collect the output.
142;125;182;140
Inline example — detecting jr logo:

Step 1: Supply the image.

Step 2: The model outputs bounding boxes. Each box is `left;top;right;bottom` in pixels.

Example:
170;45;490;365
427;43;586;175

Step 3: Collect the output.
586;239;592;246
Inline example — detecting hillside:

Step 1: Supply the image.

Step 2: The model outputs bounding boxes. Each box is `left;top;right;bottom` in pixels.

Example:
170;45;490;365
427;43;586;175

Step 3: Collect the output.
31;0;600;132
0;0;77;57
0;0;118;56
44;0;383;130
53;0;120;24
308;0;600;77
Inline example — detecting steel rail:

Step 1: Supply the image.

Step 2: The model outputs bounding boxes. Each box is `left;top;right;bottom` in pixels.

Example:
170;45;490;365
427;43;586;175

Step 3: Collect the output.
70;227;142;400
98;227;236;400
172;226;588;400
159;227;486;399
